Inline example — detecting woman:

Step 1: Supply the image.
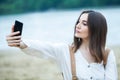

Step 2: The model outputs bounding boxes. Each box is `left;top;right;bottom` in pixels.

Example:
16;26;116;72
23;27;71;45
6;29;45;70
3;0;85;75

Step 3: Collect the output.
6;10;118;80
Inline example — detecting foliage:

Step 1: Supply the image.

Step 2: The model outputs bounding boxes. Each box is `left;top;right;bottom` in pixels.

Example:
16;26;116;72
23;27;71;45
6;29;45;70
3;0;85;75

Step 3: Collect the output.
0;0;120;15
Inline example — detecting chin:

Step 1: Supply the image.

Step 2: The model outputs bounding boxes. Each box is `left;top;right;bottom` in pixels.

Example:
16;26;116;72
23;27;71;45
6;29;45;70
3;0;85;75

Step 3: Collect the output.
75;34;81;38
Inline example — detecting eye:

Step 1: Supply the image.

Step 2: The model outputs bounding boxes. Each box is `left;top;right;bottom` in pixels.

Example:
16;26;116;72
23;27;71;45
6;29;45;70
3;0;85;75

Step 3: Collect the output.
82;21;87;26
83;22;87;26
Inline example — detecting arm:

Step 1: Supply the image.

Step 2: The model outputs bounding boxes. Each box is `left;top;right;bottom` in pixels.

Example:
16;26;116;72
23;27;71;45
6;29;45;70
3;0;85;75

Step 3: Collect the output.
20;40;66;59
105;50;118;80
6;26;67;60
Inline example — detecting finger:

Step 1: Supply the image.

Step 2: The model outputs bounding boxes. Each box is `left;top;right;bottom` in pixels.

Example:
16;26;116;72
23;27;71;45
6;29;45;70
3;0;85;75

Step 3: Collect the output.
7;31;20;37
7;36;21;41
7;40;21;43
11;25;14;33
8;43;20;47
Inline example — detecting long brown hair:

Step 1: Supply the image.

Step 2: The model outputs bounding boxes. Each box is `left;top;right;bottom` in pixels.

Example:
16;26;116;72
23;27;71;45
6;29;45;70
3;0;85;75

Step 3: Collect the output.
73;10;107;63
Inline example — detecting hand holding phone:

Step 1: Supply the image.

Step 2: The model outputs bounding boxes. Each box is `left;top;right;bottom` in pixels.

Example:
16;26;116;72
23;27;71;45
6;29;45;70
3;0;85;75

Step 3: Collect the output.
14;20;23;35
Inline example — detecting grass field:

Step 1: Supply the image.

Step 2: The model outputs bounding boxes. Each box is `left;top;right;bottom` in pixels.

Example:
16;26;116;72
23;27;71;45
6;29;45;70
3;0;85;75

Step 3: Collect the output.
0;45;120;80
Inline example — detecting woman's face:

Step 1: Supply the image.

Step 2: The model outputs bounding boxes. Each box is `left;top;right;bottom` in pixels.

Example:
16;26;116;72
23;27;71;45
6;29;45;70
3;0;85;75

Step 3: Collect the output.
75;13;89;40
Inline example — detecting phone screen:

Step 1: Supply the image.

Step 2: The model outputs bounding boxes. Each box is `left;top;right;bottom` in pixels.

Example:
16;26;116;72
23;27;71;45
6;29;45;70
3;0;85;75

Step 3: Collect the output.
14;20;23;35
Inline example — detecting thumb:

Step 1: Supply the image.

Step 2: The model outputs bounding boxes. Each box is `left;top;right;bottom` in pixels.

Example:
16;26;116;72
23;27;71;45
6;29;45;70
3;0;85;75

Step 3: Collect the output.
11;25;14;32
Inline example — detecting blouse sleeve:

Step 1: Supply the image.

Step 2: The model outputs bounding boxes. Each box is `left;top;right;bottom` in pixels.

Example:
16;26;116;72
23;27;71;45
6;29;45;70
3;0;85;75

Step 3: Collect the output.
20;40;67;60
105;50;118;80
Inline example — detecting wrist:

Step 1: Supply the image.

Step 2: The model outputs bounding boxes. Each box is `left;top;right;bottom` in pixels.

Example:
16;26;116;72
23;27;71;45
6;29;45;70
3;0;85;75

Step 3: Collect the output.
19;41;27;49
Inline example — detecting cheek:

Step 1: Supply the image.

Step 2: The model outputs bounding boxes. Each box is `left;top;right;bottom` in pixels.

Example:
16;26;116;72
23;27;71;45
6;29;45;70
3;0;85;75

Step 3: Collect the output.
81;29;89;38
75;27;89;38
83;28;89;36
83;28;88;37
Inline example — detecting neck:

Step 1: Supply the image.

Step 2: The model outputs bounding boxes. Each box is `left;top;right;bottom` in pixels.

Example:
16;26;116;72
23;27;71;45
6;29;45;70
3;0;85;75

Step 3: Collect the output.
80;39;89;50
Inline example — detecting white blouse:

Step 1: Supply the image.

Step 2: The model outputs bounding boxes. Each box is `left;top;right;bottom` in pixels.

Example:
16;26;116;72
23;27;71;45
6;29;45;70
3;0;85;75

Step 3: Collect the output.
21;40;118;80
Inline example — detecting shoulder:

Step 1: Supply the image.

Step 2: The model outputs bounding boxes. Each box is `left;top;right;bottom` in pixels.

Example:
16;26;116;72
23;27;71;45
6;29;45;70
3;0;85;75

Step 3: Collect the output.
106;47;114;56
106;48;116;62
105;47;114;56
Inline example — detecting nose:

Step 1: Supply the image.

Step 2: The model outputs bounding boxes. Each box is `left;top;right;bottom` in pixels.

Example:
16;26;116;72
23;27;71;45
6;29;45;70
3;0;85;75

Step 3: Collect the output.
76;23;81;29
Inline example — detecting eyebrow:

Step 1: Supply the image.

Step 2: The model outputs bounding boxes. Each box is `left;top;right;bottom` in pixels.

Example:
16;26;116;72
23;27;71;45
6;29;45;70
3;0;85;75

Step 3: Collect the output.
79;20;87;22
83;20;87;22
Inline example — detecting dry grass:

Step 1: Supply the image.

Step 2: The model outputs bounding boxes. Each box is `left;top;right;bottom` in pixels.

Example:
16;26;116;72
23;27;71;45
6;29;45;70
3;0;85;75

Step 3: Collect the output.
0;45;120;80
0;49;63;80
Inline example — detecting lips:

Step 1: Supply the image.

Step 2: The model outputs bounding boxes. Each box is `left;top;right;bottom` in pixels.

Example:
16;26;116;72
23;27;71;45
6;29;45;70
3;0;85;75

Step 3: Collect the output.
76;29;81;33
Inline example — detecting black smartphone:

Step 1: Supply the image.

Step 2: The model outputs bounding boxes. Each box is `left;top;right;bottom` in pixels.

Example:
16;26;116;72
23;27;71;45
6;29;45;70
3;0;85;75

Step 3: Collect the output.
14;20;23;35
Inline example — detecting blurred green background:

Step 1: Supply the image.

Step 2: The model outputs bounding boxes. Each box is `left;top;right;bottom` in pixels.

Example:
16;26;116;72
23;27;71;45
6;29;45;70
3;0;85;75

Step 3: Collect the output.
0;0;120;15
